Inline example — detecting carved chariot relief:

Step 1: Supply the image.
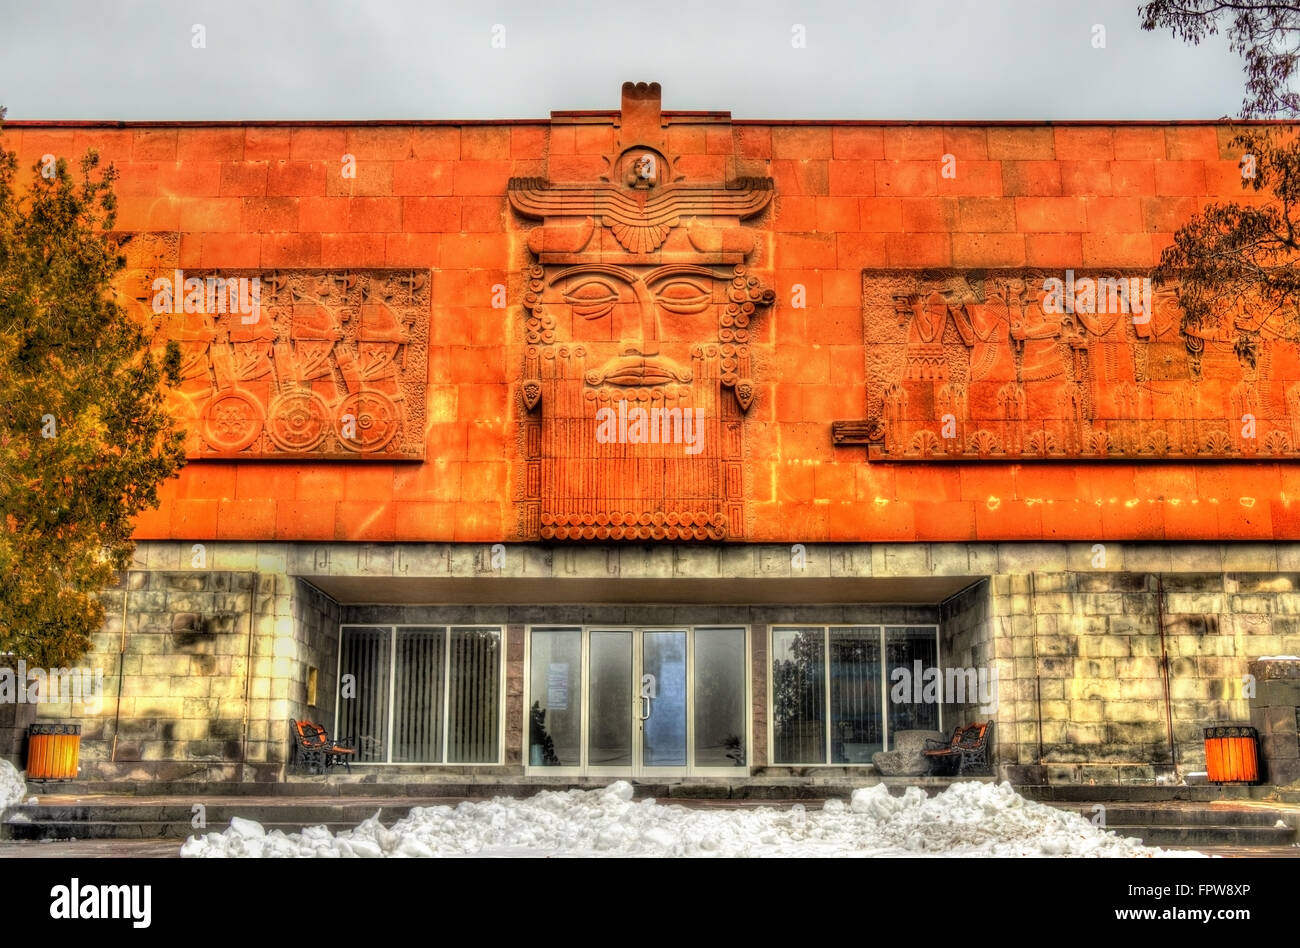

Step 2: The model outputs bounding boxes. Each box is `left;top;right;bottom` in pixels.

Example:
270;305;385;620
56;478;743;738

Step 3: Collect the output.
508;82;776;540
121;236;429;459
833;269;1300;461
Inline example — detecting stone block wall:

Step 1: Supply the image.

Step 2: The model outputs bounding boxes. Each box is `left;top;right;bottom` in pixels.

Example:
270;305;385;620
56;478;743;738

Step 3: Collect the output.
246;577;341;768
0;702;37;764
991;564;1300;785
27;544;343;781
39;568;256;781
1249;658;1300;784
937;578;1000;745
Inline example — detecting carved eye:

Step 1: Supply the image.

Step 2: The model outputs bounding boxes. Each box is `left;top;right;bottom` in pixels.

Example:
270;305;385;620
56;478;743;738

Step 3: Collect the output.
654;280;711;315
561;279;620;320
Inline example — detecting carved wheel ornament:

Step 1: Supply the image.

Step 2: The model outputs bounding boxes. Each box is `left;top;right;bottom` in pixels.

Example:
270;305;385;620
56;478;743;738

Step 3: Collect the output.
202;390;264;453
267;390;331;452
337;390;401;453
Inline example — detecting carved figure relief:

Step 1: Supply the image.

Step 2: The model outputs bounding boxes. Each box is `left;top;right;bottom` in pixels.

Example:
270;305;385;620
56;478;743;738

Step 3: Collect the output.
120;236;429;459
509;82;775;539
834;269;1300;461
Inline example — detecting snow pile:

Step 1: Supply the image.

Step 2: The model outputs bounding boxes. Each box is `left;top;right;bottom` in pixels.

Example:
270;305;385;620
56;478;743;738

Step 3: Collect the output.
181;781;1202;858
0;759;27;808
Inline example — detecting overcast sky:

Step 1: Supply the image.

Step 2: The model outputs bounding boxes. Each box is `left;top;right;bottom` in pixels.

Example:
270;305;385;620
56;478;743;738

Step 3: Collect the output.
0;0;1250;121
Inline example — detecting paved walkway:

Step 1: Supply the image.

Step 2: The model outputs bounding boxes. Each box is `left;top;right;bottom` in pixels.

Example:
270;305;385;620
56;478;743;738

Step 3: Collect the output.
2;839;1295;857
0;839;180;858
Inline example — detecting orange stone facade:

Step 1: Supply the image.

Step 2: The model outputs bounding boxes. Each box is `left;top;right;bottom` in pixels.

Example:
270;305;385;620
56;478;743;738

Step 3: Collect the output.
8;83;1289;546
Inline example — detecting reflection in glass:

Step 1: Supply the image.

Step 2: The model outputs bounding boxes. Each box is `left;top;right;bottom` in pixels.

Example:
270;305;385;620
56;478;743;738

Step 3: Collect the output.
886;626;940;746
588;631;632;767
529;627;581;767
830;627;882;764
772;628;826;764
642;631;687;767
338;626;391;763
694;628;746;767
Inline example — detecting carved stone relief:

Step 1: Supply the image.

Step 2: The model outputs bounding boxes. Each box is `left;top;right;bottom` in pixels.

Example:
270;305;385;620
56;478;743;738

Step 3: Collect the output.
120;236;429;459
509;82;775;539
834;269;1300;461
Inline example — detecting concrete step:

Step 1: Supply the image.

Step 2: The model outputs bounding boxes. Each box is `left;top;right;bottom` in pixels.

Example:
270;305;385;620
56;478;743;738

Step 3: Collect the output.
4;802;427;825
1042;801;1298;849
33;777;1300;804
3;820;362;841
1022;784;1300;804
1;798;447;840
1104;824;1296;847
15;778;995;800
1051;802;1293;827
7;793;1299;848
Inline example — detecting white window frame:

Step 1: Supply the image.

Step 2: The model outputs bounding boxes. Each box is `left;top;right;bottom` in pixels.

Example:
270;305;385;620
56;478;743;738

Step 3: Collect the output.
766;624;941;768
333;623;506;766
523;624;752;778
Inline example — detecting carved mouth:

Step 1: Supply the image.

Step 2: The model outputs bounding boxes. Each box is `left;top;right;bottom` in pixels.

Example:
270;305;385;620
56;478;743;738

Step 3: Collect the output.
586;357;692;387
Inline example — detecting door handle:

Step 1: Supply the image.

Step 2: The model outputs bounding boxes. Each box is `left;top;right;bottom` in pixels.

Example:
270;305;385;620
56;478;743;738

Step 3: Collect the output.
639;674;656;721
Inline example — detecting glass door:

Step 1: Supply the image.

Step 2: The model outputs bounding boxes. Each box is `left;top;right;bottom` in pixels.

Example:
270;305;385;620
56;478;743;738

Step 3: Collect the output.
526;625;747;777
588;630;634;774
640;630;687;770
589;628;688;776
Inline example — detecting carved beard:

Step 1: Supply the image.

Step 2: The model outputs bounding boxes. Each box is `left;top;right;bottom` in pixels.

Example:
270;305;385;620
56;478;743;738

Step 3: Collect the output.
535;347;730;541
521;262;772;540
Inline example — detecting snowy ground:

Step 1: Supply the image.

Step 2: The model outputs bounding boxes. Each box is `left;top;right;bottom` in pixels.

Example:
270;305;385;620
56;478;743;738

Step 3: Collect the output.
0;759;29;808
180;781;1205;858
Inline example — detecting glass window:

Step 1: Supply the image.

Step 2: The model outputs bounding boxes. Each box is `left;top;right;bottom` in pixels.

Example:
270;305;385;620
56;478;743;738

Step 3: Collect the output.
771;625;939;766
337;626;391;763
528;627;581;767
392;627;443;763
886;626;941;737
447;627;502;763
693;627;747;768
830;627;882;764
336;625;502;764
588;630;632;768
771;627;826;764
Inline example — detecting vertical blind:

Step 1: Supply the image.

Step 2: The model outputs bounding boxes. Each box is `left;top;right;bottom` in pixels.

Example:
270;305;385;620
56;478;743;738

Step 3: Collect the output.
337;626;501;764
447;628;501;763
337;626;390;763
392;628;443;763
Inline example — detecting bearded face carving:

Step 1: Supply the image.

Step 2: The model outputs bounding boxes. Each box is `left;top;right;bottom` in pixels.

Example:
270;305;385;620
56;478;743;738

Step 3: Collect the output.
510;82;775;541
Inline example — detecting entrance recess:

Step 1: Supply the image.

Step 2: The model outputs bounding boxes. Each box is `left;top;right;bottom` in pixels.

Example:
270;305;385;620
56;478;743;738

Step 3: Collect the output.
528;626;747;777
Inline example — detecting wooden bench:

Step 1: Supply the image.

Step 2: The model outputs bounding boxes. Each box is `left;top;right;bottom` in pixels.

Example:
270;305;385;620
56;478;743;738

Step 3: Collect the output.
923;721;993;776
289;719;356;775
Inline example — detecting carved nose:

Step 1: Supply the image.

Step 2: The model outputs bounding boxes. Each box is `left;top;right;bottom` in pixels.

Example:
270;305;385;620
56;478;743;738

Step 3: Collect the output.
620;339;659;357
620;296;660;357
